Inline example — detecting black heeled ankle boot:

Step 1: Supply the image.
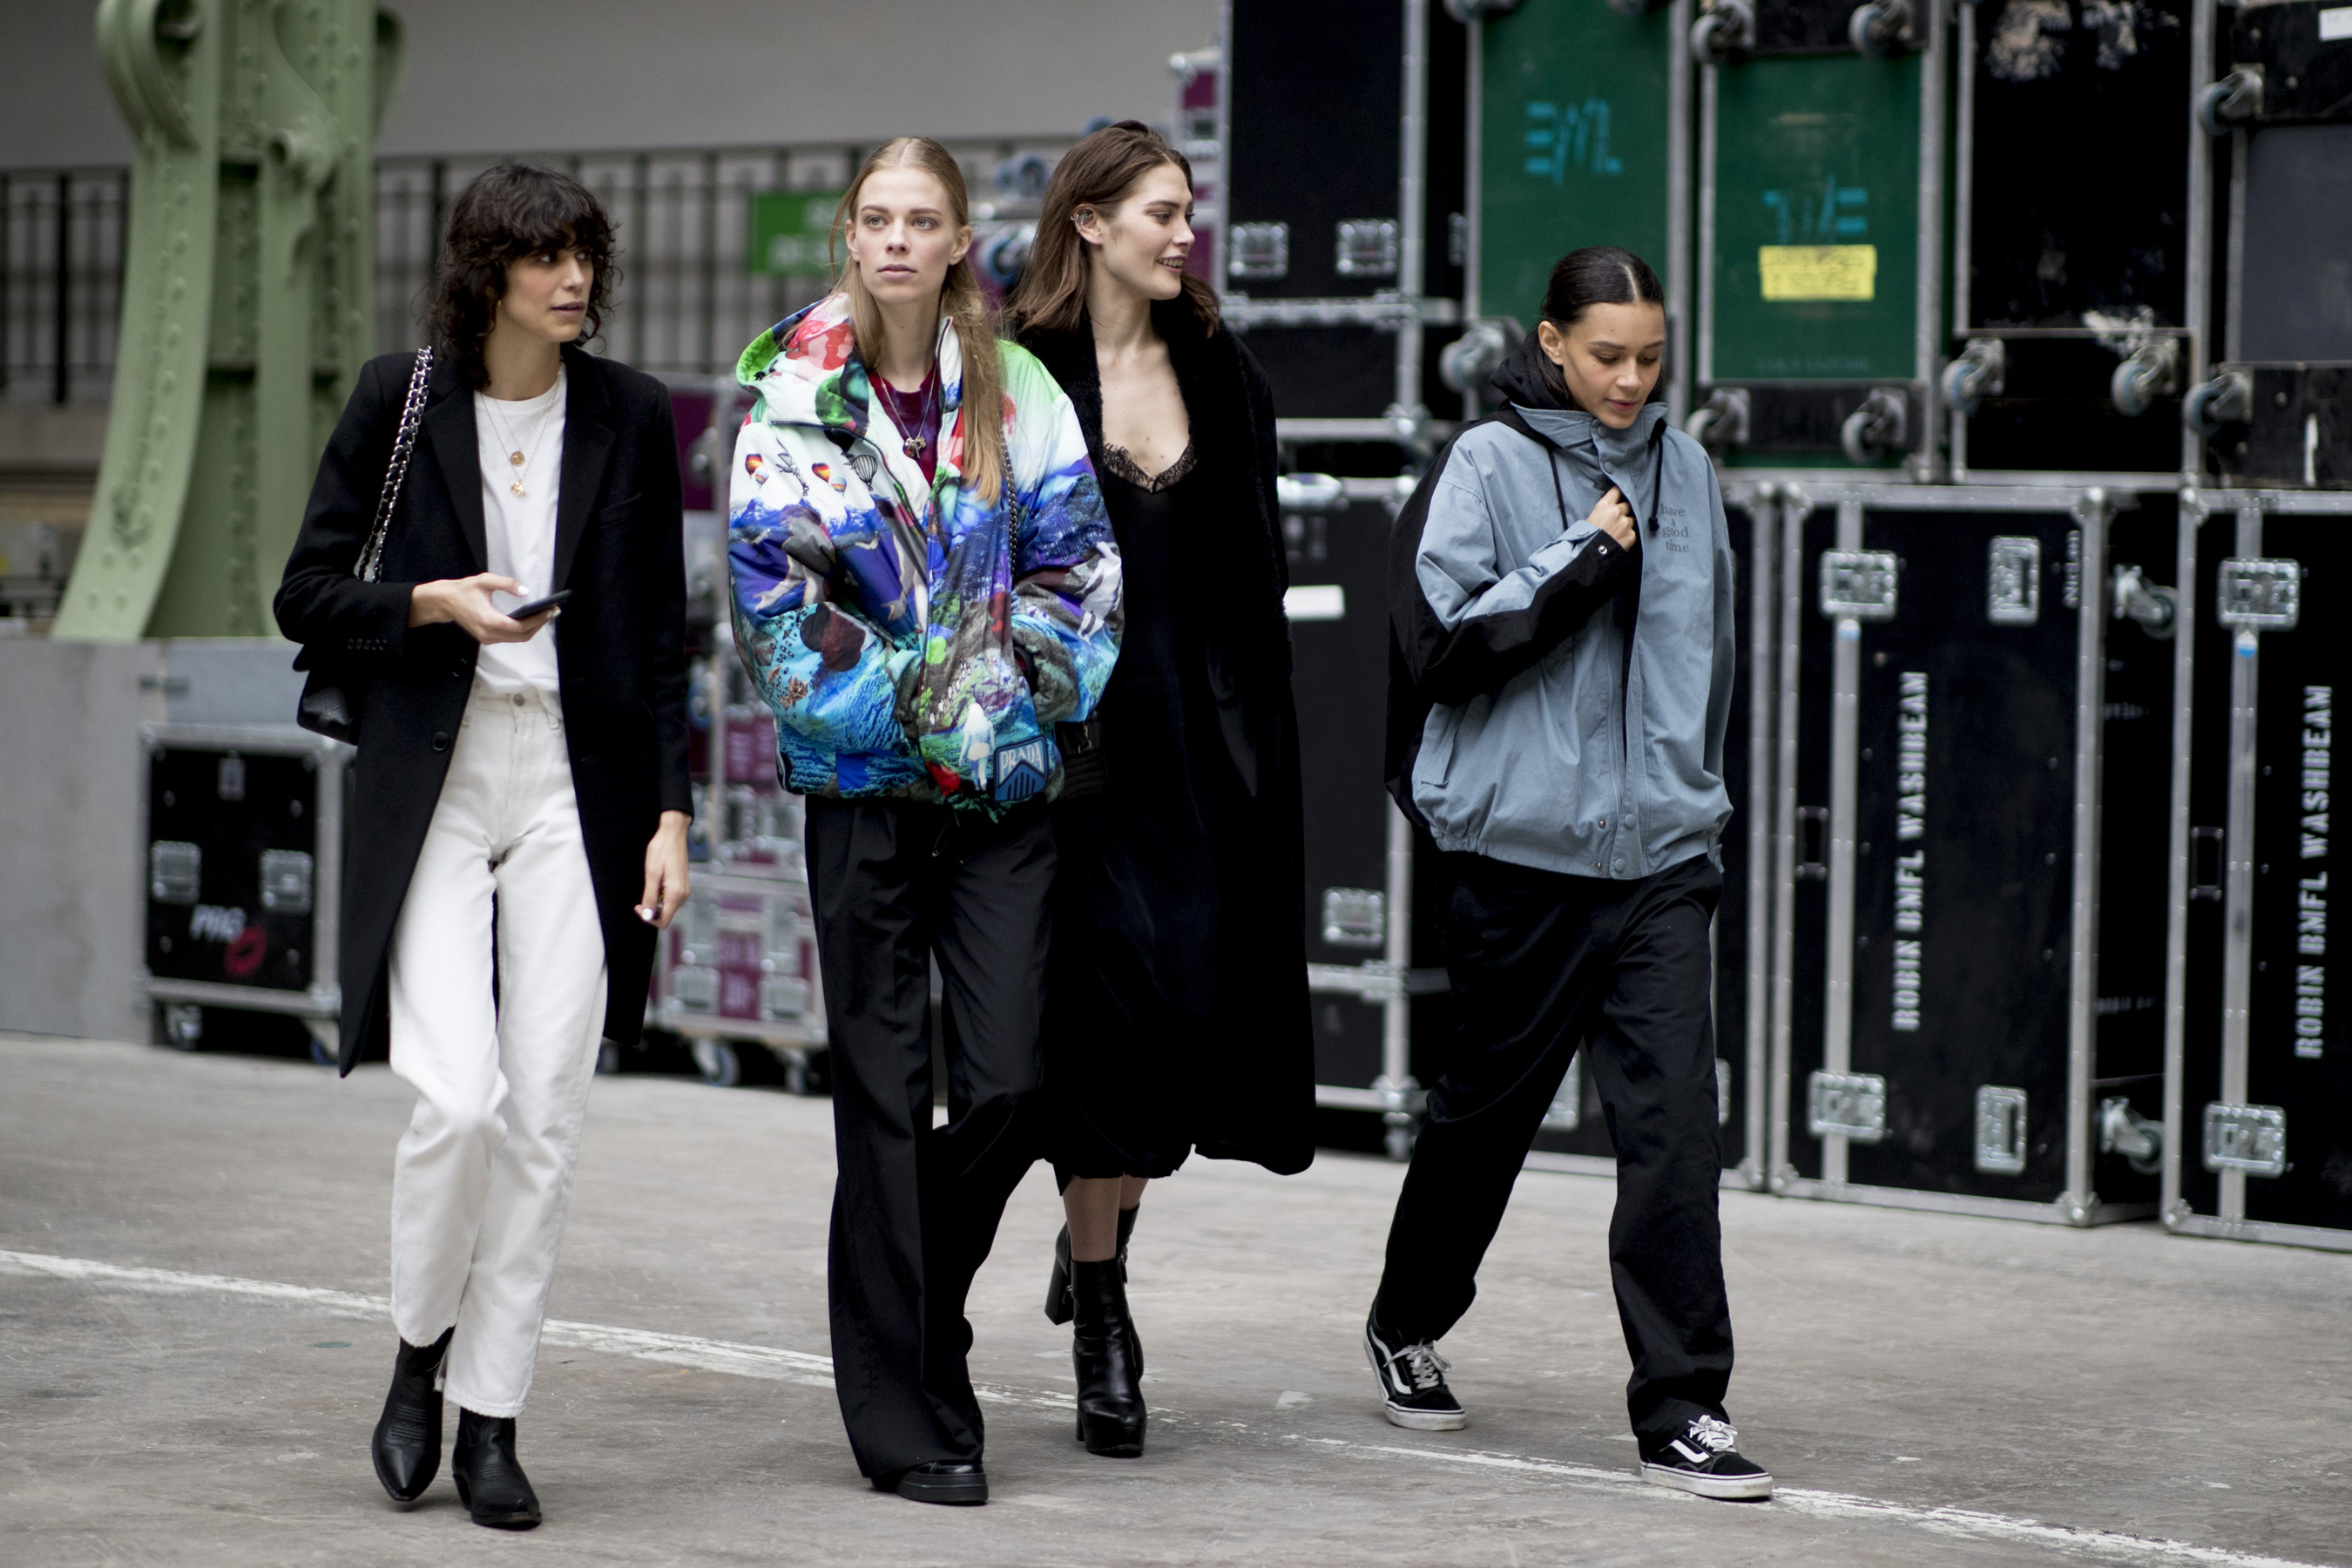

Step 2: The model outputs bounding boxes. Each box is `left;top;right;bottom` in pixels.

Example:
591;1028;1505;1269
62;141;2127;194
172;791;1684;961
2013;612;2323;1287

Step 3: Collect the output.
1070;1259;1146;1457
450;1408;541;1529
1044;1204;1139;1325
370;1328;453;1504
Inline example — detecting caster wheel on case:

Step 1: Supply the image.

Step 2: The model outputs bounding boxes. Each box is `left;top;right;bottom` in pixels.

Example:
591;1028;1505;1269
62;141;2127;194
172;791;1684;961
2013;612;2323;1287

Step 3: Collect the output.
160;1003;205;1052
597;1041;622;1077
691;1037;743;1088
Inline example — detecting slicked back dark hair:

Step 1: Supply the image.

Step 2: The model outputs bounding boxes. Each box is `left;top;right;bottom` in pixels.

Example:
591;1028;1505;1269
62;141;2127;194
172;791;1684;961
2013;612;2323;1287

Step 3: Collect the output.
427;165;619;387
1541;245;1663;328
1538;245;1666;405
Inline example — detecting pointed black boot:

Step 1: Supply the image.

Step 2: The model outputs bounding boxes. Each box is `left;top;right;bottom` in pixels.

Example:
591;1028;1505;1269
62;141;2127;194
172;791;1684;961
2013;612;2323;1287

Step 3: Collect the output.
1070;1259;1146;1457
370;1328;453;1504
450;1409;541;1529
1044;1204;1139;1326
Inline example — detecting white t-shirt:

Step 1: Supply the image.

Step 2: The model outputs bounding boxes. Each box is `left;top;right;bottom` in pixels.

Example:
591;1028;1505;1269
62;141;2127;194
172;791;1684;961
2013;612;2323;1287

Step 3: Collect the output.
471;369;566;699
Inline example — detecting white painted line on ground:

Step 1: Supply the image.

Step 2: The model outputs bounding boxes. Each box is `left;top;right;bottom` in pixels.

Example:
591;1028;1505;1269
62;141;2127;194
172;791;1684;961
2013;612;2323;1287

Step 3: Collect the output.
1350;1445;2335;1568
2;1248;2334;1568
0;1248;1053;1409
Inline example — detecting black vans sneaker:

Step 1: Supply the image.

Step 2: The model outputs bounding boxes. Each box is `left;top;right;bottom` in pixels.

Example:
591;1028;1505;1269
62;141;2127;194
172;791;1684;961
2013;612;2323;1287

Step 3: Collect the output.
1363;1310;1466;1431
1639;1415;1773;1500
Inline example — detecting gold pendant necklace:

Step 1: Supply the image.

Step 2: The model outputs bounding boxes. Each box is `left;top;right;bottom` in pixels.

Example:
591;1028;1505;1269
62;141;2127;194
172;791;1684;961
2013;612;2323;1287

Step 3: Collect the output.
483;381;558;498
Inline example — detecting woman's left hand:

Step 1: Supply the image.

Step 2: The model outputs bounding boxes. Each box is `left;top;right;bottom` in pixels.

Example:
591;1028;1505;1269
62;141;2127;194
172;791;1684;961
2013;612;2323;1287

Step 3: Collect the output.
638;810;692;929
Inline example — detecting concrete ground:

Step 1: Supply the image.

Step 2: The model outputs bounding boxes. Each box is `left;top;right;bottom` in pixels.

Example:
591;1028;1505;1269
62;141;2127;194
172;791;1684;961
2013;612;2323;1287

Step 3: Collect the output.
2;1035;2347;1567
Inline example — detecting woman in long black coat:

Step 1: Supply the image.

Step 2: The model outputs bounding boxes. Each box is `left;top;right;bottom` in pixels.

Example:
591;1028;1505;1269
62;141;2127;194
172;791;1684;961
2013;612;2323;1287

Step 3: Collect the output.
274;166;689;1528
1005;121;1314;1461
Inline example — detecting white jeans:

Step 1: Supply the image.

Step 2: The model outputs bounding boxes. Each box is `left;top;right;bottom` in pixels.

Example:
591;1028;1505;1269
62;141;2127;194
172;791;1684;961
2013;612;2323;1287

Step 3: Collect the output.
388;682;607;1417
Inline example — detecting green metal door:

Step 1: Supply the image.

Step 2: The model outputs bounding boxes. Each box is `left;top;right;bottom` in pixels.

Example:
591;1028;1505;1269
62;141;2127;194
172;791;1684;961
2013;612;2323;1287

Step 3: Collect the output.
1710;55;1920;382
1476;1;1677;328
1697;24;1942;472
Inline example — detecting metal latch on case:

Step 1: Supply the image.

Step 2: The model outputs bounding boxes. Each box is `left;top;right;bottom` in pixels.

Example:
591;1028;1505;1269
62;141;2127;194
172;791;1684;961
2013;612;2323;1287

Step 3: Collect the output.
2215;558;2301;632
1819;551;1899;621
1808;1070;1888;1143
1335;219;1399;280
1227;222;1289;282
2201;1102;2287;1178
258;849;314;916
150;841;202;905
1973;1085;2028;1174
1321;888;1386;949
1987;537;2042;626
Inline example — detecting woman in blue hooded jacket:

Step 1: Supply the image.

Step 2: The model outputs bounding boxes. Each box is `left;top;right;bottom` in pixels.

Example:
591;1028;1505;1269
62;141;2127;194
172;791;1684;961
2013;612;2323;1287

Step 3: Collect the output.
1368;247;1772;1503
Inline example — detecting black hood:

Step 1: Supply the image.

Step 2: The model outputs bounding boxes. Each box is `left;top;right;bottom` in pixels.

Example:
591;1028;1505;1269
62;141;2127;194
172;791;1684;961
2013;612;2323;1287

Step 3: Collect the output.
1489;328;1575;412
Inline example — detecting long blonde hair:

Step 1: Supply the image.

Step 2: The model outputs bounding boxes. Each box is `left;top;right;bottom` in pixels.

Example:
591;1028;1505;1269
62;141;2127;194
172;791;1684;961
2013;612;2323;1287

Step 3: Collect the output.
833;138;1004;506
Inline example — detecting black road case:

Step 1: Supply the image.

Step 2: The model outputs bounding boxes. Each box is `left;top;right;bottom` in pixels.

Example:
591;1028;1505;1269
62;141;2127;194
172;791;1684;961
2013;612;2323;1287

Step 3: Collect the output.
1766;483;2178;1223
140;723;350;1060
1222;0;1465;439
2165;489;2352;1251
1281;476;1440;1159
1944;0;2196;476
2186;0;2352;489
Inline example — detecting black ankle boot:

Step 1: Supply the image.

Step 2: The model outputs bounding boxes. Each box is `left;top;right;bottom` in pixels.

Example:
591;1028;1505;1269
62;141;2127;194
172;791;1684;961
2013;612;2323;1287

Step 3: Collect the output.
1070;1259;1146;1457
1044;1204;1139;1325
370;1328;453;1504
450;1409;541;1529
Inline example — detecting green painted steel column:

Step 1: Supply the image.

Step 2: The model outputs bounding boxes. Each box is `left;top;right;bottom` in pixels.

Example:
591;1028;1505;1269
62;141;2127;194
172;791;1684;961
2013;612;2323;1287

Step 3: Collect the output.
57;0;402;641
62;0;225;639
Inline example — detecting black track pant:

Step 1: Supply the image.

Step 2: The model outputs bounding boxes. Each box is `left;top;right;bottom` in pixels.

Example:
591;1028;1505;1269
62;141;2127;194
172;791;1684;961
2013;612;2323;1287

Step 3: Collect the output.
805;797;1055;1478
1374;849;1734;1441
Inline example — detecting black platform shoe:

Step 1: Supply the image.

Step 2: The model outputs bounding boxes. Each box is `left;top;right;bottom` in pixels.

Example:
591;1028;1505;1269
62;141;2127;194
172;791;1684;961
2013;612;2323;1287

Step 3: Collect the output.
1070;1258;1146;1457
370;1328;453;1504
450;1409;541;1529
875;1459;989;1505
1044;1204;1138;1325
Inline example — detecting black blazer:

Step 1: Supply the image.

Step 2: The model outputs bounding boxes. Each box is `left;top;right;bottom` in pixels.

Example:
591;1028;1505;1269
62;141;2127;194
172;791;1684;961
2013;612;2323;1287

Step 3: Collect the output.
274;344;690;1071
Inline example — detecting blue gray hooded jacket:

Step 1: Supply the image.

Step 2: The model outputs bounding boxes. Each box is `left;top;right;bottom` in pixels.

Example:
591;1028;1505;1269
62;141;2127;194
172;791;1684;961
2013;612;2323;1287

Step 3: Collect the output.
1384;334;1736;880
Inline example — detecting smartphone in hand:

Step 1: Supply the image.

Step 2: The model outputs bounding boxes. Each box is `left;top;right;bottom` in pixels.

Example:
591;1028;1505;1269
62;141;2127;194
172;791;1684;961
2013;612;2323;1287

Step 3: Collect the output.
507;589;572;621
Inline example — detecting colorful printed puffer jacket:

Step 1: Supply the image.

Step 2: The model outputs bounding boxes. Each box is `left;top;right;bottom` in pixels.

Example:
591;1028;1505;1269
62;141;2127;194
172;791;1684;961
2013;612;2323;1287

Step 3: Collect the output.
727;296;1121;814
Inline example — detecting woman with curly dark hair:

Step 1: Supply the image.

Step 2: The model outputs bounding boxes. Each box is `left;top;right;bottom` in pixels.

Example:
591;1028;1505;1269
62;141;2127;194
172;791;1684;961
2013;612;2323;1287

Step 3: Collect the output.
274;164;690;1529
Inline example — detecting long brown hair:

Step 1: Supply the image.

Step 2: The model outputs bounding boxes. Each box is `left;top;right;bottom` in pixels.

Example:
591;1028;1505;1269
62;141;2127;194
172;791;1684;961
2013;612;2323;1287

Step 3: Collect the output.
1003;120;1220;340
832;138;1004;506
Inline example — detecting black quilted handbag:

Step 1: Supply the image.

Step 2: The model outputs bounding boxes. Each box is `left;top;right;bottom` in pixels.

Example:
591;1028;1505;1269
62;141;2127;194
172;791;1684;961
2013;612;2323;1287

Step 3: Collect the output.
296;348;433;741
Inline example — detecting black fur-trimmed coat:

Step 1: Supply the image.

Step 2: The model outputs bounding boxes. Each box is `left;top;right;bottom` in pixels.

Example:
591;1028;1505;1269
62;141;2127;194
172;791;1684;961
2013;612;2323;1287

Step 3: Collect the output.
1018;303;1315;1174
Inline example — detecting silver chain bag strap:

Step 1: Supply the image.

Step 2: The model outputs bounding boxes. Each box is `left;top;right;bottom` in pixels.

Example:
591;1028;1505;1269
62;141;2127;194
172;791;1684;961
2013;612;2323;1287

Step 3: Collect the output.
296;348;435;740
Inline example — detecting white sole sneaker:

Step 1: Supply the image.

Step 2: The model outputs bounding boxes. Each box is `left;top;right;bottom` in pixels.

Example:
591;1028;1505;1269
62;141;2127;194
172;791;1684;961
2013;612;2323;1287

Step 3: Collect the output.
1641;1460;1774;1501
1382;1402;1469;1432
1362;1335;1467;1430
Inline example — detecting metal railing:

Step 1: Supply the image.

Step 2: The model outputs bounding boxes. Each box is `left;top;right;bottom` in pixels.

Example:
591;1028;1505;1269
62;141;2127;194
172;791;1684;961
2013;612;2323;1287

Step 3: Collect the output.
379;138;1069;375
1;170;130;406
0;138;1071;408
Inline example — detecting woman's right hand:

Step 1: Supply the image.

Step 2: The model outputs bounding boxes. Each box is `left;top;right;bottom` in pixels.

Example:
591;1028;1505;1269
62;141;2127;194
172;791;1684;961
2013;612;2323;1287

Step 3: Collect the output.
407;574;557;644
1586;486;1637;550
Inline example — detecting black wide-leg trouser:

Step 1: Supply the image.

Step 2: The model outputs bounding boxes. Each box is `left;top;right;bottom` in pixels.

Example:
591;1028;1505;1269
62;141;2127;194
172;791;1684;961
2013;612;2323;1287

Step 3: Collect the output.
804;796;1054;1479
1374;848;1735;1442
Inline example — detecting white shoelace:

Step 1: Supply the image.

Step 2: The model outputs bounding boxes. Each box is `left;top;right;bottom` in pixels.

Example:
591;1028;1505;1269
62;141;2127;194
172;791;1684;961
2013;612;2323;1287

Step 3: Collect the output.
1686;1415;1739;1453
1390;1341;1451;1394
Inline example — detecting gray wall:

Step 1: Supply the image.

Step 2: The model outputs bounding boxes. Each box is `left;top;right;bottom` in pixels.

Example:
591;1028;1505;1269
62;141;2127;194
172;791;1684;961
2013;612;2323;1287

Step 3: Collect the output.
0;638;163;1042
1;0;1219;168
0;639;304;1043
